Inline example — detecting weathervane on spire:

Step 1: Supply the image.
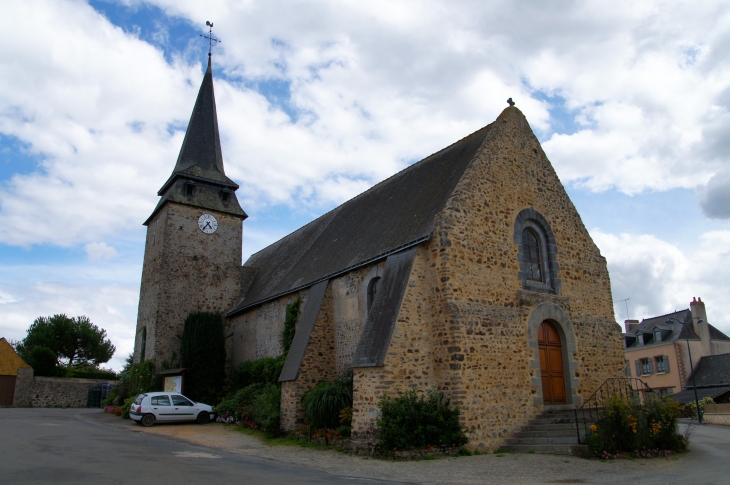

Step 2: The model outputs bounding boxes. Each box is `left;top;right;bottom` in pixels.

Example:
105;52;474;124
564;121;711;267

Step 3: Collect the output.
200;21;221;57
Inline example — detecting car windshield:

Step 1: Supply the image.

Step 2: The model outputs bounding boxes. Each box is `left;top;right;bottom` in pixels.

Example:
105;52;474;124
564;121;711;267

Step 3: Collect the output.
171;395;193;406
134;394;146;405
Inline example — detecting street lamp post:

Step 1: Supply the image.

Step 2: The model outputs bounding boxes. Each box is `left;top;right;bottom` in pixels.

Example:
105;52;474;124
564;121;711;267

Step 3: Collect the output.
666;317;704;424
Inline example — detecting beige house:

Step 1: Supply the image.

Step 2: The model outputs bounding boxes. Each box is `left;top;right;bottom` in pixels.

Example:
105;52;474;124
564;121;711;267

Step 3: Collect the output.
134;56;626;451
623;298;730;397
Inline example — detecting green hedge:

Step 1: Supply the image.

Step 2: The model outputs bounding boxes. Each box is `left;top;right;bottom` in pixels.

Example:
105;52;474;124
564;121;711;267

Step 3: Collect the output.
234;356;285;389
377;389;468;451
181;312;226;403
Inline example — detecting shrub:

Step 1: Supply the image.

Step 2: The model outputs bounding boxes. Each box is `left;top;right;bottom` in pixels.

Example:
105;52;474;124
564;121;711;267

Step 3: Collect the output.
181;312;226;403
121;396;136;419
107;360;156;406
302;374;353;430
26;346;58;377
215;383;281;433
682;397;714;420
377;388;468;451
65;364;117;380
586;393;686;457
234;356;285;389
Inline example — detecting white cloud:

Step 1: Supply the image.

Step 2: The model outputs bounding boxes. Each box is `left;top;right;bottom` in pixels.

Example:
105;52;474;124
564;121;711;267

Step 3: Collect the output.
592;229;730;335
697;168;730;219
0;280;139;371
85;242;119;261
2;0;728;249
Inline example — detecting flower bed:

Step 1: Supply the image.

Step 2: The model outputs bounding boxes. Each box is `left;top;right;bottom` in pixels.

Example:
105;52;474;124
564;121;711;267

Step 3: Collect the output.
103;405;122;416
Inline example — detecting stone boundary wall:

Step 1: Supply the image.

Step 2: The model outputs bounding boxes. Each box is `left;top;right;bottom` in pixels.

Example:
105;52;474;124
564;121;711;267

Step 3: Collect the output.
704;403;730;426
13;368;116;408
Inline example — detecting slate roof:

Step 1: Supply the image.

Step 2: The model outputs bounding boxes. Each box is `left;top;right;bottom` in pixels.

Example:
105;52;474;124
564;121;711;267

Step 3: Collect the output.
672;386;730;405
623;309;730;349
685;353;730;389
145;57;246;225
228;116;499;315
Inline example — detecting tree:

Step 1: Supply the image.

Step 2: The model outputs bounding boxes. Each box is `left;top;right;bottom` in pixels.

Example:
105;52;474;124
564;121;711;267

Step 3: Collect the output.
18;314;116;367
26;346;58;376
180;312;226;403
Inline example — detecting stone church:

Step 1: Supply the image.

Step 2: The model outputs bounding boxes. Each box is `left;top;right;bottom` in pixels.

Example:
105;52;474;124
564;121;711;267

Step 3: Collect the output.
134;56;625;450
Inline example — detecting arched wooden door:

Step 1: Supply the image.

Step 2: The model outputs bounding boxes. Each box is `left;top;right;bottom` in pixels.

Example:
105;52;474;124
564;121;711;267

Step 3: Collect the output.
538;321;566;404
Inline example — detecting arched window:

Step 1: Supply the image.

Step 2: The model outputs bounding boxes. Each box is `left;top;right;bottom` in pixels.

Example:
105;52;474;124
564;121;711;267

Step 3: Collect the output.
514;208;561;294
522;228;542;282
367;277;381;311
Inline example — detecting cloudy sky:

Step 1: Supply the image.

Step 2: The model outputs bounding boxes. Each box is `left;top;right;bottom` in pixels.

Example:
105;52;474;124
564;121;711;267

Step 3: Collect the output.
1;0;729;370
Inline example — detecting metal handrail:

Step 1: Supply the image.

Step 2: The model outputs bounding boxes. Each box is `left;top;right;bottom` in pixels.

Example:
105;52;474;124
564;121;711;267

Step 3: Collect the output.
573;377;664;444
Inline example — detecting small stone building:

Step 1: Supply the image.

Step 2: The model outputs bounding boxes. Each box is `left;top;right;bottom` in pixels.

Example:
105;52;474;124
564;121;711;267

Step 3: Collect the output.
134;56;625;450
0;337;31;406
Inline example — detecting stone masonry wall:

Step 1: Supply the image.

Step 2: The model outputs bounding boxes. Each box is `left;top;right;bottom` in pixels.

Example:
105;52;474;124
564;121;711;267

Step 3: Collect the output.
352;245;436;439
230;289;311;368
135;202;243;369
12;367;34;407
434;107;624;449
351;107;624;450
28;376;115;408
280;283;337;431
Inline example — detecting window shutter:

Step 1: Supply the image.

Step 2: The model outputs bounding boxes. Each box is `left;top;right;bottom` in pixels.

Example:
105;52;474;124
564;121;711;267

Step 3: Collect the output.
635;360;641;376
663;355;669;372
647;358;655;374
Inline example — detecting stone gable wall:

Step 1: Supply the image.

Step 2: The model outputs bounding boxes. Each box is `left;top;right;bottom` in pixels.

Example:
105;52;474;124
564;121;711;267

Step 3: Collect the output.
351;108;624;450
135;202;243;369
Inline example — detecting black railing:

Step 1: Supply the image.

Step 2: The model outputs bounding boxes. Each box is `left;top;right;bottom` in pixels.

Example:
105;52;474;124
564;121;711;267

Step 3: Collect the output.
573;378;664;444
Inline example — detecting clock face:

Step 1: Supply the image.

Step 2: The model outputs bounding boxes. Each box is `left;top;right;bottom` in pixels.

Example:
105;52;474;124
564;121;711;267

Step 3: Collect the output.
198;214;218;234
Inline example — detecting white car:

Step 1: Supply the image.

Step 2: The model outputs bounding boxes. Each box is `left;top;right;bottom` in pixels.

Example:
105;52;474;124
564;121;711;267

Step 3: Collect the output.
129;392;215;427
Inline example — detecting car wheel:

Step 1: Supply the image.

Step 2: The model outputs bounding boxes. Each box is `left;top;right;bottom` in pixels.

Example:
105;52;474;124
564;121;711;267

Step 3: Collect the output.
141;414;156;427
196;412;210;425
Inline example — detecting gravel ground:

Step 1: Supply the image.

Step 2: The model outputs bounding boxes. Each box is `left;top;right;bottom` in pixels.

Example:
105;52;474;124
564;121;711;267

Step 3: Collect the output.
86;412;728;485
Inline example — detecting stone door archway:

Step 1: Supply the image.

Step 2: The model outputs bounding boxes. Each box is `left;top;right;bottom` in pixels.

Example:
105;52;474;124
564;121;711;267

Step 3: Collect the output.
527;302;581;407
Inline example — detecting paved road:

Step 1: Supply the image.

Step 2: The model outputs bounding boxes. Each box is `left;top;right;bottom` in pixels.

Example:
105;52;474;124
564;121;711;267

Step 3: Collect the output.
0;408;410;485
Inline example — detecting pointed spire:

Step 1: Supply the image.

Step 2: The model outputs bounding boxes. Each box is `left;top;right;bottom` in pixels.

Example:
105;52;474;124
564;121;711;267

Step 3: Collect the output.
172;56;225;177
145;56;246;225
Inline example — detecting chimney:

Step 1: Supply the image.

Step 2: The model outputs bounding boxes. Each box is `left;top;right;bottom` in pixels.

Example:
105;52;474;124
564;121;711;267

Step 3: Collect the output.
690;297;712;356
624;319;640;333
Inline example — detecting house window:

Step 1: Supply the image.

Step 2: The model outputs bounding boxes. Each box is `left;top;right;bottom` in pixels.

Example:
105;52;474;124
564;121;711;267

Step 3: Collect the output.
640;358;654;375
654;329;662;343
658;388;674;398
655;355;670;373
522;228;542;282
367;277;380;311
637;334;644;346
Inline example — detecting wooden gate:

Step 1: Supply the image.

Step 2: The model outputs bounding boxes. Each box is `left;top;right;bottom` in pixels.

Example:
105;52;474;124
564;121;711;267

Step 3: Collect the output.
0;375;16;406
538;321;566;404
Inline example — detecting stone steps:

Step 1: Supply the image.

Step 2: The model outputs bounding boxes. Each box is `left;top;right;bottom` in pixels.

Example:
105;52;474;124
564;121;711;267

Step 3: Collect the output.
502;408;590;456
498;444;588;455
512;429;578;438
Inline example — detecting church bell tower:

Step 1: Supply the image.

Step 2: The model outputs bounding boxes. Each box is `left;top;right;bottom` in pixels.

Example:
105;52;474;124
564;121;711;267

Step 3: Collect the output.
133;53;246;366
